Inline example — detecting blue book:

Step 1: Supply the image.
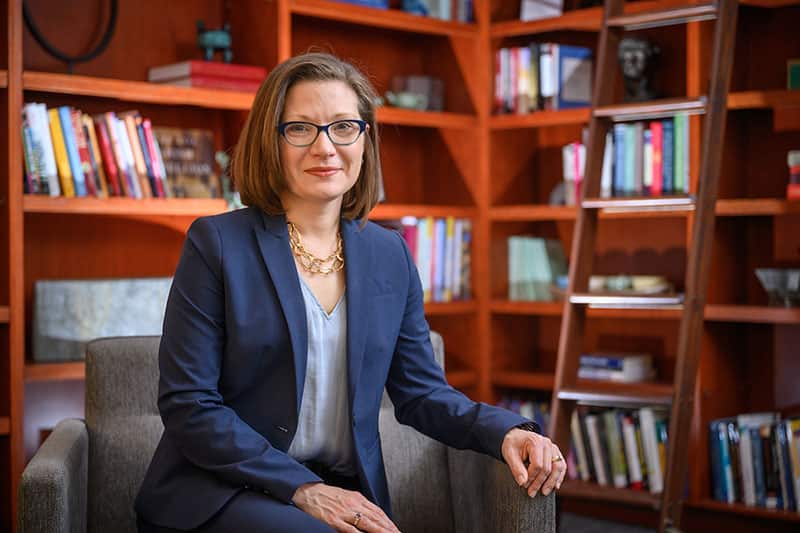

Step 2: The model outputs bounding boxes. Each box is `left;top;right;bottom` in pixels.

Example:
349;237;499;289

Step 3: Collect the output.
57;106;87;197
751;427;767;507
709;421;726;502
776;421;796;511
623;124;636;195
556;45;593;109
661;119;674;194
613;123;626;195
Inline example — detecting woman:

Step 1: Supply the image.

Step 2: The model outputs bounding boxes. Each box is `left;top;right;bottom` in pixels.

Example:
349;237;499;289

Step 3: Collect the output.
136;52;566;533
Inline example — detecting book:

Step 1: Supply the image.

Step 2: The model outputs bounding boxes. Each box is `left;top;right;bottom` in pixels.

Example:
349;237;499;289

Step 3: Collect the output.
519;0;563;22
148;60;267;83
58;106;87;197
152;127;222;198
47;108;75;197
156;75;262;92
556;45;592;109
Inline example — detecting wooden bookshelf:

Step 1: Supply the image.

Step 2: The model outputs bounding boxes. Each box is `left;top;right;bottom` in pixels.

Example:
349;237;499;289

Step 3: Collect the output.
489;108;591;129
424;300;477;315
22;195;228;217
24;362;86;383
493;371;555;390
290;0;477;37
560;480;661;509
688;500;800;522
445;370;478;389
370;204;477;220
0;306;8;324
22;71;255;110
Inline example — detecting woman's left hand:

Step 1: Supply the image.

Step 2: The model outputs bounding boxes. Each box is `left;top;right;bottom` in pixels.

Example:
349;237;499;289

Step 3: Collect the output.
501;428;567;498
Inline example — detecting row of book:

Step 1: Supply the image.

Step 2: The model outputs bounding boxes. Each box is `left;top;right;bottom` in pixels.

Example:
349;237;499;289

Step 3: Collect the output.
385;217;472;303
572;407;669;493
494;43;593;115
335;0;473;22
562;115;692;204
709;413;800;512
507;236;567;301
498;396;552;438
22;103;223;199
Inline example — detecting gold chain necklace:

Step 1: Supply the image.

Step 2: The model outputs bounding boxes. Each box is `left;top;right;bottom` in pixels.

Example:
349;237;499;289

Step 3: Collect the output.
287;222;345;275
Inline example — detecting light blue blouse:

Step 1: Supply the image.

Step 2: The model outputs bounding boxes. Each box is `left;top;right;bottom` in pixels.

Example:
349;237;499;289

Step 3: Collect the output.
287;279;355;475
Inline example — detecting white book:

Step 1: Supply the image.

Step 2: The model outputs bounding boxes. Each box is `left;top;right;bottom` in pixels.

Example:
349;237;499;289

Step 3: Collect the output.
585;415;609;486
32;103;61;196
113;116;142;199
601;131;614;198
643;128;653;190
621;414;644;487
639;407;663;493
737;412;778;507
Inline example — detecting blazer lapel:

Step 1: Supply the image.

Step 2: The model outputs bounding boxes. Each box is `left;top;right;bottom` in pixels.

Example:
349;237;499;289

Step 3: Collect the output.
341;218;371;408
253;210;308;421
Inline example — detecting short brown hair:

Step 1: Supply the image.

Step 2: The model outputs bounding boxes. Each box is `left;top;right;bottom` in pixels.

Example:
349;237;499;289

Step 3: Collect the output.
232;52;382;221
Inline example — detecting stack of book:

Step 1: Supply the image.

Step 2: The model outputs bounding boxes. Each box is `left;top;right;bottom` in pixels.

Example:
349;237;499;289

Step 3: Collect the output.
147;60;267;92
578;353;655;383
562;114;691;204
401;0;473;22
386;216;472;303
507;236;567;301
709;413;800;511
495;43;593;115
570;406;669;493
21;102;222;199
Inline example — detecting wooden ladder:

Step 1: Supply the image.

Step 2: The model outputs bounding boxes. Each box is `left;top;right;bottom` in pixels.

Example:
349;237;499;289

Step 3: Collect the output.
548;1;739;532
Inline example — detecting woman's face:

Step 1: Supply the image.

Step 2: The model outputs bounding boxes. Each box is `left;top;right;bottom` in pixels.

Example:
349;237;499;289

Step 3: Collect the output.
279;80;366;209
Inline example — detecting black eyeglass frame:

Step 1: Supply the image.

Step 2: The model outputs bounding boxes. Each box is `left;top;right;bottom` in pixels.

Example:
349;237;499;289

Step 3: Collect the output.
277;119;368;147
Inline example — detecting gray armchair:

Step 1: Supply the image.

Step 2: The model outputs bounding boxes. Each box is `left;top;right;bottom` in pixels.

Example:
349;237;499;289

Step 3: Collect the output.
19;334;555;533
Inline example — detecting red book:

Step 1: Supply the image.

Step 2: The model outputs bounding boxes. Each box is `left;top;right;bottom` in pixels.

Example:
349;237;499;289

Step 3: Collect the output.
93;117;122;196
650;120;663;196
788;183;800;200
148;60;266;82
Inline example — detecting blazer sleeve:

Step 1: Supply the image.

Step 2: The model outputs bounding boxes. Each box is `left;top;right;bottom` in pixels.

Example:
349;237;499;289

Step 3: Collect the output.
384;232;538;461
157;217;321;504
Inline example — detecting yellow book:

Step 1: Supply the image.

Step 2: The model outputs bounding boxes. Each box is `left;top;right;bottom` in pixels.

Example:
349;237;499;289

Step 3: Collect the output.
47;108;75;197
82;114;108;198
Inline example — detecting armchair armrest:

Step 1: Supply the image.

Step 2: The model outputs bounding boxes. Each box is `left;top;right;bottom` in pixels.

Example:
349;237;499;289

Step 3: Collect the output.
447;448;556;533
19;418;89;533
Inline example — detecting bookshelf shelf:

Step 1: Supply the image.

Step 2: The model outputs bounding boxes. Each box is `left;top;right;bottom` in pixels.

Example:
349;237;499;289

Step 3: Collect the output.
716;198;800;216
594;97;707;121
446;370;478;389
376;107;477;129
688;500;800;522
490;205;576;221
290;0;477;37
704;304;800;324
727;89;800;110
23;195;228;218
22;71;255;110
489;108;590;129
560;480;661;509
0;306;8;323
1;69;7;88
563;380;674;405
0;417;9;436
490;300;683;320
424;300;477;315
493;371;555;391
370;204;477;220
24;361;85;382
490;7;603;37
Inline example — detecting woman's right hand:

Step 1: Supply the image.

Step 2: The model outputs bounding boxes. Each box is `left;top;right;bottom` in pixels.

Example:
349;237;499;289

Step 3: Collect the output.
292;483;401;532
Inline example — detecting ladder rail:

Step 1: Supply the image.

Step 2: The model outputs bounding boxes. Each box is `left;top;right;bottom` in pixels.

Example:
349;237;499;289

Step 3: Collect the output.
659;1;739;530
548;0;624;449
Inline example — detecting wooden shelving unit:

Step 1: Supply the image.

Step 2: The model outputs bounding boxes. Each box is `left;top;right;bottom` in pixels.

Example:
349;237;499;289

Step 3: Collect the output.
560;480;662;509
290;0;478;36
22;195;228;217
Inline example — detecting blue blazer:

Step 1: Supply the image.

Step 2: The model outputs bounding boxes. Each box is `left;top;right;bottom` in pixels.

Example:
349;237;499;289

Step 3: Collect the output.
135;207;531;530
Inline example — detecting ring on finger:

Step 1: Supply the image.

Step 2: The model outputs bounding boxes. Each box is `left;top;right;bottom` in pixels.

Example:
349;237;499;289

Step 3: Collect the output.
352;512;363;528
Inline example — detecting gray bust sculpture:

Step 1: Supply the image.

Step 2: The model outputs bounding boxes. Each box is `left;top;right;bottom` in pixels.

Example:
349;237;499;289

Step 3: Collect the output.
618;37;661;102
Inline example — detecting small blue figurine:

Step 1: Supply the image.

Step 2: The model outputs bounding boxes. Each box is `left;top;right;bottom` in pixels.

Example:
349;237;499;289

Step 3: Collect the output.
197;20;233;63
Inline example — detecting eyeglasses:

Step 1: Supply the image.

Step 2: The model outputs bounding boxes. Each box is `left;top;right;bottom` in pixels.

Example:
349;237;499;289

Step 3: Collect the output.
278;119;368;147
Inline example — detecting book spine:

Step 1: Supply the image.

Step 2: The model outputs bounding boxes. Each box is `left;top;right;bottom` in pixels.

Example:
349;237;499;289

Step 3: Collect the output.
69;109;98;197
94;116;121;197
571;410;591;481
82;114;108;198
622;413;644;490
122;114;152;198
21;120;41;194
58;106;87;196
48;108;75;197
613;123;626;195
104;113;133;197
661;119;674;193
640;408;663;493
585;415;609;486
136;118;162;197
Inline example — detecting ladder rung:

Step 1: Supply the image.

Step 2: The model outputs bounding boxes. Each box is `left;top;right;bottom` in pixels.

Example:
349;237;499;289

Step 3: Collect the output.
570;293;684;308
582;195;695;212
607;3;718;30
593;97;707;122
558;387;673;407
